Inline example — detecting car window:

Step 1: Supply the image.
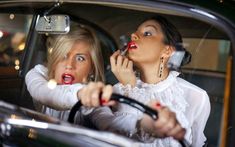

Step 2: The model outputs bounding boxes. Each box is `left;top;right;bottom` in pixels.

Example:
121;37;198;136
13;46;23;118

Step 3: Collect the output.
177;24;230;147
183;38;231;72
0;13;32;75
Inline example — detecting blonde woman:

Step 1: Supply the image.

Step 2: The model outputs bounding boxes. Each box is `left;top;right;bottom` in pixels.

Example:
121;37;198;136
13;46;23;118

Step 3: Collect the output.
25;25;104;123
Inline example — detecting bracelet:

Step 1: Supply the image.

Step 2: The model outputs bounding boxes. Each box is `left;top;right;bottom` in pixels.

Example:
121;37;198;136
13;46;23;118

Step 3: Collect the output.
135;118;143;134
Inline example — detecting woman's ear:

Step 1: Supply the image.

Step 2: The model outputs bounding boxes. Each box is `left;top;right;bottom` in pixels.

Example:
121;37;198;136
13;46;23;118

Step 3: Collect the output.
162;46;174;58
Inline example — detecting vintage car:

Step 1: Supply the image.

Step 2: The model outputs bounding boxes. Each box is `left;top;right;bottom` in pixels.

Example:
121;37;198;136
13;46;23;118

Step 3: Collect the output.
0;0;235;146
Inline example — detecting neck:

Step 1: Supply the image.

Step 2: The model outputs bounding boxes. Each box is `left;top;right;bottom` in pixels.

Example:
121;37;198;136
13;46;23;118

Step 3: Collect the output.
137;63;169;84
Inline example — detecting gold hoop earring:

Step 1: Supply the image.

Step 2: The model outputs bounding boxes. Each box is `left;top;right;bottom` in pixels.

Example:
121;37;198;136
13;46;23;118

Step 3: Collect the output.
158;57;164;78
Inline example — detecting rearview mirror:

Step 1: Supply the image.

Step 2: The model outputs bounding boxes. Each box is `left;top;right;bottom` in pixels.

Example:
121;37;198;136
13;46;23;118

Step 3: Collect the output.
36;15;70;34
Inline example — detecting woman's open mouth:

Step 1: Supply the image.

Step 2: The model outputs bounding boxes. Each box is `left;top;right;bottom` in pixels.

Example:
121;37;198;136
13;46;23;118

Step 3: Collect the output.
127;41;137;50
62;73;75;85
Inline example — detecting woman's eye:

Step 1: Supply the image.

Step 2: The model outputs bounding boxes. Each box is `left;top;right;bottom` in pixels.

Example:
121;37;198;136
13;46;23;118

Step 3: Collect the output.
143;31;152;36
76;56;85;61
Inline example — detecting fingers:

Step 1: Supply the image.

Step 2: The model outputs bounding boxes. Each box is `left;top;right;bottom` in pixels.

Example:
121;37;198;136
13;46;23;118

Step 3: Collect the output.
127;60;133;69
147;101;186;139
79;82;101;107
122;58;129;68
116;55;124;68
167;124;186;140
110;50;120;69
110;50;131;70
101;84;113;105
79;82;113;107
157;108;177;134
157;107;185;139
151;107;173;136
149;101;162;111
90;82;103;106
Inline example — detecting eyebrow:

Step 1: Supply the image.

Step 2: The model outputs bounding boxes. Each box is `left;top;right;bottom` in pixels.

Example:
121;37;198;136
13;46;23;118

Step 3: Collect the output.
75;53;88;56
145;25;158;31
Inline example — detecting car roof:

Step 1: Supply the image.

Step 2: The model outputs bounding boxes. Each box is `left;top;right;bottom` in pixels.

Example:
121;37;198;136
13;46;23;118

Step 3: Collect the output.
0;0;234;38
0;0;235;22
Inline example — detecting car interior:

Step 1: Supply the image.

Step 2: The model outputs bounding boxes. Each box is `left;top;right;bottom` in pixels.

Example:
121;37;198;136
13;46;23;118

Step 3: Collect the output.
0;2;233;147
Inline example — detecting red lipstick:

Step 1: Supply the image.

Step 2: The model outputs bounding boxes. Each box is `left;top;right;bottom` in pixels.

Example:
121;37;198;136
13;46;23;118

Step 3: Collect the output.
127;41;137;50
62;73;75;85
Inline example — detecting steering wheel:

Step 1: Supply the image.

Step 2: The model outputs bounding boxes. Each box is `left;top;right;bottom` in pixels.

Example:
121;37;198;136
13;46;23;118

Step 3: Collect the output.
68;93;190;147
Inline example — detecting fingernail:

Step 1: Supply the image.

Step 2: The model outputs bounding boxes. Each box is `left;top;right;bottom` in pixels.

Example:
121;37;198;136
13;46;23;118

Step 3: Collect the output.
155;102;161;108
100;98;107;105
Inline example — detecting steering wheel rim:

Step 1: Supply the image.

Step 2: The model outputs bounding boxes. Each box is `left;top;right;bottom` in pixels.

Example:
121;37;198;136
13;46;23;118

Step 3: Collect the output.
68;93;158;123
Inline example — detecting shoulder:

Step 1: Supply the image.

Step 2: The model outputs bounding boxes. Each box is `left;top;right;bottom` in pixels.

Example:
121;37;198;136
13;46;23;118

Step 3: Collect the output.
177;77;207;95
25;64;49;84
26;64;48;78
168;71;206;95
176;77;210;106
176;77;211;118
33;64;48;75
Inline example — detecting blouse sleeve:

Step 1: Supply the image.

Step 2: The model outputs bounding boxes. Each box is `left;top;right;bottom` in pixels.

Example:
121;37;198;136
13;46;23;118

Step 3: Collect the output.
191;91;211;147
88;106;139;135
25;64;84;110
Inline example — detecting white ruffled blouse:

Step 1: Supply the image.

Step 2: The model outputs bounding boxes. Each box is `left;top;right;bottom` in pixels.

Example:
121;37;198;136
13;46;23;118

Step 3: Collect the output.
112;71;210;147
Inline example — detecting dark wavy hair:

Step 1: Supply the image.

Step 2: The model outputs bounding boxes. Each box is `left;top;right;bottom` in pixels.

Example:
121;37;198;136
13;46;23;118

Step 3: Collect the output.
145;15;191;66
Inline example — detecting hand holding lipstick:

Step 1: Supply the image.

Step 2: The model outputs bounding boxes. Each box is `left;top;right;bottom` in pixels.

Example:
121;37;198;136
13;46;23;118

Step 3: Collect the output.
110;50;136;87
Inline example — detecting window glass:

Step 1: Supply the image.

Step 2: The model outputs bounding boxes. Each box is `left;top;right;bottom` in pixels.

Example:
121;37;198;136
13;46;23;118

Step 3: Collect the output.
183;38;231;72
0;14;32;72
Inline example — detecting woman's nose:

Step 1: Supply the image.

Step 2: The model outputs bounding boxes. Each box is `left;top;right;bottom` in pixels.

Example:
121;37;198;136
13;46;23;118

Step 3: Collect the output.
65;57;74;70
131;32;139;41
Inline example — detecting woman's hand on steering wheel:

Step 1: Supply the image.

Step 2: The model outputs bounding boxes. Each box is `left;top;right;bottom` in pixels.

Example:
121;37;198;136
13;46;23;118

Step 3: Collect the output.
140;101;186;140
77;82;116;107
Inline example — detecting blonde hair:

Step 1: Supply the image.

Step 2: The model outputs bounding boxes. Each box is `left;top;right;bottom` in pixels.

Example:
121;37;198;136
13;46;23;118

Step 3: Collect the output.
47;25;104;82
